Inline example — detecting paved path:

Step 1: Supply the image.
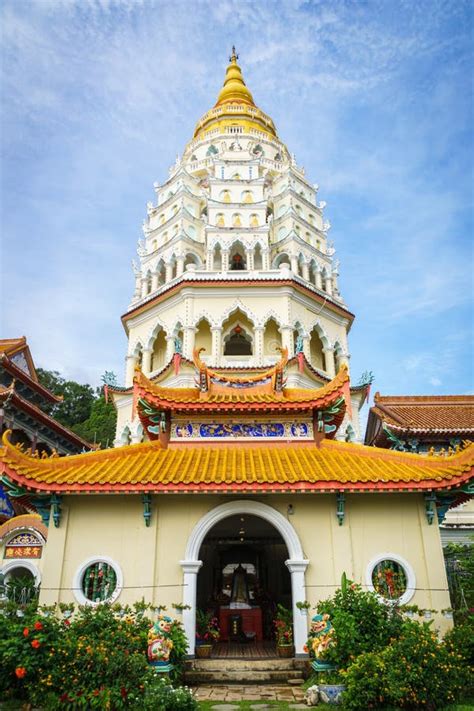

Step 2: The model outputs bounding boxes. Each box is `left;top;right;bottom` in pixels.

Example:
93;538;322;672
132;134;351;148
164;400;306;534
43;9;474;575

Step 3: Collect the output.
193;684;306;703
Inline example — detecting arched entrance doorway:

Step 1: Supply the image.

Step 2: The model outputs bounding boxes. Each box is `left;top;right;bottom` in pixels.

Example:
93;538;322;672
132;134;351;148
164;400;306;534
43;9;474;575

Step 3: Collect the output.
180;500;309;657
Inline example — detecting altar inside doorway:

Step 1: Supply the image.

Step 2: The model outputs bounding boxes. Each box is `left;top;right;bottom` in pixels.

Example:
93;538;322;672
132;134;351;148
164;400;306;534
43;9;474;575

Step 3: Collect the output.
196;514;291;642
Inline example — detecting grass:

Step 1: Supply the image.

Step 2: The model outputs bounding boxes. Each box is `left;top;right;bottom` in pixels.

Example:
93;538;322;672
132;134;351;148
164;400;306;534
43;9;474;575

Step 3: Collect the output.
197;700;474;710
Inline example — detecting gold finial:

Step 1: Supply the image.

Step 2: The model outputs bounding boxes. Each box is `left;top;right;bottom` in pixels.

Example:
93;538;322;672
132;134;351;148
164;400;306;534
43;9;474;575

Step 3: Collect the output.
215;47;255;107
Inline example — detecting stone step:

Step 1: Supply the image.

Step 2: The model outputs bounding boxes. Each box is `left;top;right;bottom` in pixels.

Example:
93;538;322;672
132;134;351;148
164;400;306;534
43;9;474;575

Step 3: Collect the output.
184;668;305;685
187;658;298;672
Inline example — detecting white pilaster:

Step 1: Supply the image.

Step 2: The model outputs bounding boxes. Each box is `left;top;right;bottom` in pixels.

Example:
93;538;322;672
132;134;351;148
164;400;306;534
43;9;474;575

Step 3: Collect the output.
254;326;264;365
142;348;153;375
285;559;310;656
280;325;294;357
125;354;136;386
211;326;222;366
151;271;159;292
180;560;203;656
323;347;335;377
166;335;175;361
165;262;173;282
183;327;196;360
176;255;185;276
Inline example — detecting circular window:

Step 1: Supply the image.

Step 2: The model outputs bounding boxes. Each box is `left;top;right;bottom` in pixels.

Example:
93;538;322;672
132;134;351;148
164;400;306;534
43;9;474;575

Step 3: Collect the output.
73;557;122;605
366;554;415;606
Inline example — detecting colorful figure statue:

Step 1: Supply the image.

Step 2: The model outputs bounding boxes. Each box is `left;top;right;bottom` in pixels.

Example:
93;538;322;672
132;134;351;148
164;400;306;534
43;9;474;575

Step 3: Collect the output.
305;613;336;672
147;614;174;671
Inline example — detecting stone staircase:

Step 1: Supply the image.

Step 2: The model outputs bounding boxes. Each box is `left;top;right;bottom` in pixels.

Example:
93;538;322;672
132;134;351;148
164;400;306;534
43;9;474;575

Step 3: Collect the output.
184;657;308;685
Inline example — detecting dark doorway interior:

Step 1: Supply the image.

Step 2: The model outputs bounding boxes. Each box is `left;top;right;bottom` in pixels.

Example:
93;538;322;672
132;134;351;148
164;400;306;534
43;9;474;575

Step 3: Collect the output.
197;514;291;642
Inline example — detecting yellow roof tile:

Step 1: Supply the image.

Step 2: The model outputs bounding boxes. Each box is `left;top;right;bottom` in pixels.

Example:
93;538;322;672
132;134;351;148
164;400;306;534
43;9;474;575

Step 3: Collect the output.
0;430;472;494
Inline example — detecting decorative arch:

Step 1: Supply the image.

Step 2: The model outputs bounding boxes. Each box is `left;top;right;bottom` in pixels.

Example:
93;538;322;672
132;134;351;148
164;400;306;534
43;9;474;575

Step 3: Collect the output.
273;252;291;268
220;300;257;330
180;500;309;657
145;319;167;351
1;559;41;588
184;252;202;269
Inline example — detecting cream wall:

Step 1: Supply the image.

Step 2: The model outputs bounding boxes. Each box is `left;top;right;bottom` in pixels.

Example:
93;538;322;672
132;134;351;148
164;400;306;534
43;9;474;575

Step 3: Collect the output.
38;493;453;636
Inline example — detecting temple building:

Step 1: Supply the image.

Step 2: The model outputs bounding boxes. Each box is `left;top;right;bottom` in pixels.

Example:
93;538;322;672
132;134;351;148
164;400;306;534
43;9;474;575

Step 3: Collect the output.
1;51;473;657
365;393;474;545
0;337;92;594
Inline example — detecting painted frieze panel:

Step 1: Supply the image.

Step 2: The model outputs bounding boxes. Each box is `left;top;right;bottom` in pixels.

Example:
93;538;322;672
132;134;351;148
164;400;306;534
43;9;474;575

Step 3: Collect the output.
4;532;43;559
171;419;312;440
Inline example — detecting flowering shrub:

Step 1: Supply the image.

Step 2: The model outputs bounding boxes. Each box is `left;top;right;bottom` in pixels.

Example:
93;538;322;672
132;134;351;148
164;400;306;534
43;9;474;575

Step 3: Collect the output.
316;580;402;668
128;673;197;710
195;609;220;643
342;620;468;710
0;601;189;708
274;603;293;645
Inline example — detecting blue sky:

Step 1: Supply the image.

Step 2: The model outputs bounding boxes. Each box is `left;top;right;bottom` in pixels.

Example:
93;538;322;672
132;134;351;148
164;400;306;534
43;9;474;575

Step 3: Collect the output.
1;0;473;403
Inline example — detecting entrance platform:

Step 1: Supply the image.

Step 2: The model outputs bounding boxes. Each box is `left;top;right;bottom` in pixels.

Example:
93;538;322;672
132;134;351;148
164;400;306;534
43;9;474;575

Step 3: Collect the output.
212;641;277;659
185;651;308;686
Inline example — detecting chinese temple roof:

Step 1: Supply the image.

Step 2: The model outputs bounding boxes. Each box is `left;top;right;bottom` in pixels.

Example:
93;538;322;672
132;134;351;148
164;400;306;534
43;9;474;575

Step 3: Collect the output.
1;429;472;495
134;360;350;413
0;383;94;451
0;338;62;404
365;393;474;446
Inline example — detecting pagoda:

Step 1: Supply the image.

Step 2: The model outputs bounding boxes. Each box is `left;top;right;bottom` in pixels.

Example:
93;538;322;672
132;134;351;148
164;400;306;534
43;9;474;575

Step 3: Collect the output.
1;52;473;659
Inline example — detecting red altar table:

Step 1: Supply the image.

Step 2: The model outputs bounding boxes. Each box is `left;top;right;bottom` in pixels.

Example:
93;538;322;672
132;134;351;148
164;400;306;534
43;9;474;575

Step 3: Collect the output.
219;607;263;641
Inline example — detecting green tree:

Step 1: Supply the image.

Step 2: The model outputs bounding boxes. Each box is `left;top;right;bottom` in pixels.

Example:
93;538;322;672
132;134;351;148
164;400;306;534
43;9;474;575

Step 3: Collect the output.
36;369;96;428
444;541;474;613
72;394;117;449
36;369;117;449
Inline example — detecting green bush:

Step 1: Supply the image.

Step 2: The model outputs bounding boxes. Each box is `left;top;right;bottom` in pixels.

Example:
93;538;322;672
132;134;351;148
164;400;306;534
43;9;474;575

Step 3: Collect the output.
316;581;402;669
342;620;468;710
0;601;190;709
128;673;198;710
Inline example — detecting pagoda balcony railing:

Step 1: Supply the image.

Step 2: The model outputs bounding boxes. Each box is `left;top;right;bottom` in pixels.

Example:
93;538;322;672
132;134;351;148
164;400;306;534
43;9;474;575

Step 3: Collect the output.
129;267;344;312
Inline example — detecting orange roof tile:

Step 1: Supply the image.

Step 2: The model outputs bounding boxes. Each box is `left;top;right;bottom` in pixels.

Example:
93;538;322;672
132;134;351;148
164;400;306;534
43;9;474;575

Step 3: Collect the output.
135;364;350;411
1;430;472;494
371;394;474;434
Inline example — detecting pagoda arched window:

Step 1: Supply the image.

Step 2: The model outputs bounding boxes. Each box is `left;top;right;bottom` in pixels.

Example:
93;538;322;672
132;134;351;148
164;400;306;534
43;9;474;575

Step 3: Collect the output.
254;244;263;270
242;190;254;204
216;213;225;227
213;244;223;271
152;329;167;372
229;241;246;270
309;327;325;371
250;213;259;227
220;190;231;203
195;318;212;357
232;213;242;227
224;326;252;356
263;318;282;356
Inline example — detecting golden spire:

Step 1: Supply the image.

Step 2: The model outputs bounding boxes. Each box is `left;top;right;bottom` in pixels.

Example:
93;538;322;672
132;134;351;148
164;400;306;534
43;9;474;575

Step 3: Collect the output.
215;46;255;107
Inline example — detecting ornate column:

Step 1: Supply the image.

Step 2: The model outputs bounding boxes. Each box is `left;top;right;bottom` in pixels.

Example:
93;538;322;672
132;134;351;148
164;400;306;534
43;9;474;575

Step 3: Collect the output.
285;559;310;657
165;262;173;283
302;263;309;282
254;326;264;365
151;271;159;292
332;270;339;294
338;352;351;371
302;335;311;360
125;354;136;386
290;254;298;273
206;250;214;272
211;326;222;366
142;348;153;375
133;273;141;301
315;268;323;290
183;327;196;360
222;250;230;271
166;335;175;361
280;325;294;357
323;347;336;377
324;274;333;296
246;248;254;271
140;277;148;298
262;249;270;270
176;255;185;277
180;560;203;657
